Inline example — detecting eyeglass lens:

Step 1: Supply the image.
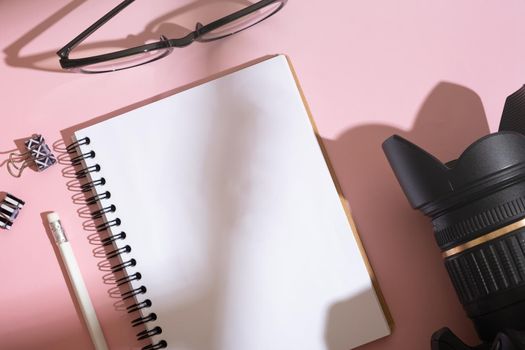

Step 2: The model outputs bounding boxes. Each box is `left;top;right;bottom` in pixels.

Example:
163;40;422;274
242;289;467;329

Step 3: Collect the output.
80;39;173;73
198;2;284;41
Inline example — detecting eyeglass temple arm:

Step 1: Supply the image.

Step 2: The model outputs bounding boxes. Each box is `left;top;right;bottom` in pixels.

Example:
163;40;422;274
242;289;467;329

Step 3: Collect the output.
57;0;135;58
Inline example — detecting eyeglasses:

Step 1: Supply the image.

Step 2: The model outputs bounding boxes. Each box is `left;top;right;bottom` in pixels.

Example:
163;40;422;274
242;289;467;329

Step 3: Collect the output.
56;0;287;73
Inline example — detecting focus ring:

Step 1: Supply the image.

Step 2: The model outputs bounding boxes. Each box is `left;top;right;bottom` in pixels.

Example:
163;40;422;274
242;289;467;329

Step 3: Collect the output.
445;228;525;307
434;196;525;250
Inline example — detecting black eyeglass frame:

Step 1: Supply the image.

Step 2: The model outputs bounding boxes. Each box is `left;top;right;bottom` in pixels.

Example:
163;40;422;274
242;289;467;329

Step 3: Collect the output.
56;0;287;72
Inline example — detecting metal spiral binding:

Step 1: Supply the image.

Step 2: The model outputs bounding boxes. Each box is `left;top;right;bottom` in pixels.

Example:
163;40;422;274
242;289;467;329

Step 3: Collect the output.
116;272;141;286
106;245;131;259
86;191;111;206
122;286;148;300
66;136;90;153
111;258;136;273
96;218;121;232
75;164;100;179
132;313;157;326
143;340;168;350
137;327;163;341
81;178;106;192
71;151;95;166
91;204;116;219
101;232;126;246
127;299;152;313
67;136;167;350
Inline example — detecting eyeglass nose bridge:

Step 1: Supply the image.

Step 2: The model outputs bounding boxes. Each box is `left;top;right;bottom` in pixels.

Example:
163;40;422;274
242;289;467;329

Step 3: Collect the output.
194;22;204;40
159;35;170;44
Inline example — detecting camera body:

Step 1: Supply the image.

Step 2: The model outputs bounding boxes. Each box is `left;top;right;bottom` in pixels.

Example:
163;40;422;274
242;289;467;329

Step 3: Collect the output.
383;87;525;349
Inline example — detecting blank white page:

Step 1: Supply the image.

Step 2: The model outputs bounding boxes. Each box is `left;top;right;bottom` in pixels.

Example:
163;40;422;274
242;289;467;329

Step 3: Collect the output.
74;55;390;350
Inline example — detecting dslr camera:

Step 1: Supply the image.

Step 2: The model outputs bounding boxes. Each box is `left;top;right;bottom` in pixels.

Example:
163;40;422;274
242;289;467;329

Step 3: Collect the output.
383;87;525;350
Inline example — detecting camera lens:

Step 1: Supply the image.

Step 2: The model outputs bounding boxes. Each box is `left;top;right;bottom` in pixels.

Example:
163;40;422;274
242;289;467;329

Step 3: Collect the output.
435;175;525;342
383;131;525;342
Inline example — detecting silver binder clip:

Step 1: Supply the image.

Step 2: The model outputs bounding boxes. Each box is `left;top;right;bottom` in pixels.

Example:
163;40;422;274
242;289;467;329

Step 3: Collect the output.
0;193;25;230
7;134;57;177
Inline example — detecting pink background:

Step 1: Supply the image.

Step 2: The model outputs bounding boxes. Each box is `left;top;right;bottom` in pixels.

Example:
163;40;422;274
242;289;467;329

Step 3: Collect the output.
1;0;525;349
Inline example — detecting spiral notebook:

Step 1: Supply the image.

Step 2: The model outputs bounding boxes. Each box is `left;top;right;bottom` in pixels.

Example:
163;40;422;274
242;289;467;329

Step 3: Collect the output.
67;55;391;350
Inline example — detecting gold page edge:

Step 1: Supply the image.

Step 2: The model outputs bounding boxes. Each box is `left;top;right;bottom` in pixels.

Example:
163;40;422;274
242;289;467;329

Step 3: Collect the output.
283;54;394;331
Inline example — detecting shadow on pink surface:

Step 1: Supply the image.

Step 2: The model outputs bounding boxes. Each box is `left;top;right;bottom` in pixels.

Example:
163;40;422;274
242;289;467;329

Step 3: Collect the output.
325;289;391;349
2;0;253;73
323;82;491;350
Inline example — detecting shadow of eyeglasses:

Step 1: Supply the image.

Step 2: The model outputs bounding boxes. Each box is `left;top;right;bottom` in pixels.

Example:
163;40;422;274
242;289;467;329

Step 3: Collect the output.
4;0;255;73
